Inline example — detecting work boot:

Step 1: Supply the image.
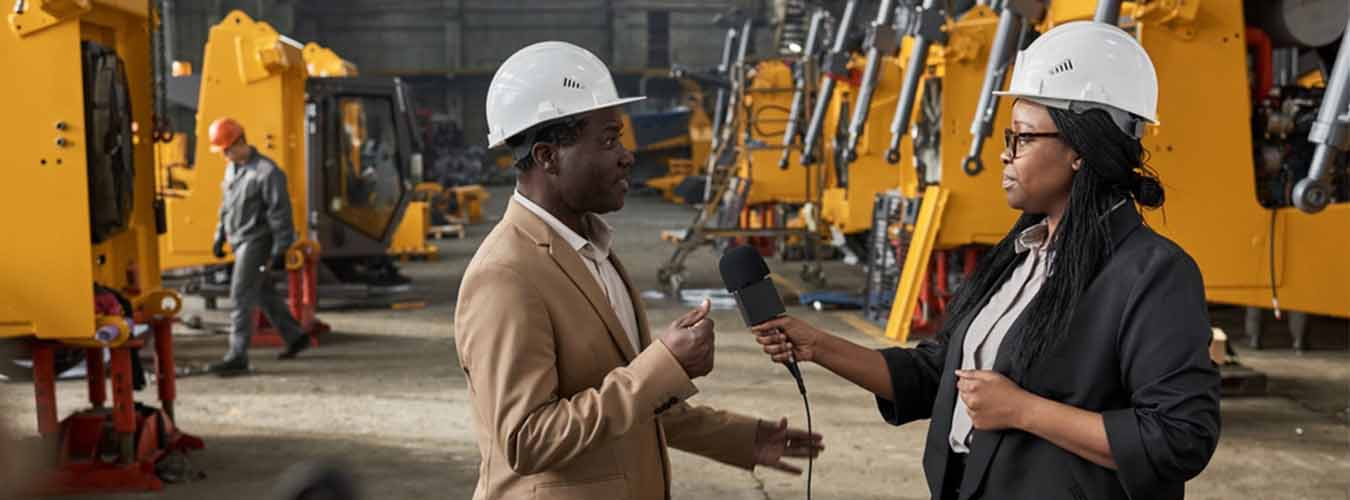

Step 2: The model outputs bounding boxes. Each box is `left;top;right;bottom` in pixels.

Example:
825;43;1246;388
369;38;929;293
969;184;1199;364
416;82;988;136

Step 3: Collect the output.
206;357;251;377
277;335;310;360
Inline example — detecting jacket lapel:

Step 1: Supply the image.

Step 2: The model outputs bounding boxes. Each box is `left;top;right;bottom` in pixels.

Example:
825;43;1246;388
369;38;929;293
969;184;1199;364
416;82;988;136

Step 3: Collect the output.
957;306;1031;500
917;259;1018;500
923;309;977;500
506;200;639;362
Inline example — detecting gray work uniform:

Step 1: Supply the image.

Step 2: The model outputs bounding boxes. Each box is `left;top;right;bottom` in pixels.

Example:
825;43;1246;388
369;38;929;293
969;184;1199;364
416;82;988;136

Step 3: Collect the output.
214;147;304;361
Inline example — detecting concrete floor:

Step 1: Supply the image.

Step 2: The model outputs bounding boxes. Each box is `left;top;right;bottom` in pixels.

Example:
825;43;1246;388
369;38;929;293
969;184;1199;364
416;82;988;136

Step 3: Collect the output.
2;186;1347;499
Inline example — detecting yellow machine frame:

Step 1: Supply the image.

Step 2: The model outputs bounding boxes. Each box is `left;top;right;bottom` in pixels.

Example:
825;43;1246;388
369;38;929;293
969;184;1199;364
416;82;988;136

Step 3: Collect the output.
633;78;714;204
2;0;180;345
1126;1;1349;319
735;60;828;206
884;0;1350;342
817;50;925;234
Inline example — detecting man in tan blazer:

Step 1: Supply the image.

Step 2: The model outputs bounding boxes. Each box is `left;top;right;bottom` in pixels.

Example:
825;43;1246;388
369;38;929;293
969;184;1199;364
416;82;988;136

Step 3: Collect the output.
455;42;823;499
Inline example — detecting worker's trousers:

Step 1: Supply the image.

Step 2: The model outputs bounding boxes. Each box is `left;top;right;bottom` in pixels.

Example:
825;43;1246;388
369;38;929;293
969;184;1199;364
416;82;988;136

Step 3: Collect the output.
225;236;303;361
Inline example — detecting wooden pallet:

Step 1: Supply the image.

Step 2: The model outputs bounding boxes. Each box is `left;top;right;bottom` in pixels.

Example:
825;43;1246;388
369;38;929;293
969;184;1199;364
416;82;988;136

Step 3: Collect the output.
391;245;440;262
429;224;465;240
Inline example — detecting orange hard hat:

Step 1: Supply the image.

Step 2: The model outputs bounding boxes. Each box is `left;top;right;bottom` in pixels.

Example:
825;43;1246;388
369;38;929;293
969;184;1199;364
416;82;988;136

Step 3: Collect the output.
208;117;244;153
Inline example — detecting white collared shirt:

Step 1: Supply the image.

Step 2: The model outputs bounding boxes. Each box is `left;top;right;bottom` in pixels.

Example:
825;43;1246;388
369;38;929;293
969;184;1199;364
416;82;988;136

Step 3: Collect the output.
512;191;642;353
950;220;1052;454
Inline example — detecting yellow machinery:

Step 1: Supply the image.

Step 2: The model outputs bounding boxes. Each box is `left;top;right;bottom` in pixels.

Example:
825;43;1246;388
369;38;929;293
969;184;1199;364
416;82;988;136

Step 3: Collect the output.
632;77;714;204
816;50;923;235
657;17;831;291
1128;1;1349;342
156;10;421;301
2;0;172;346
2;0;203;493
739;60;825;206
877;0;1350;342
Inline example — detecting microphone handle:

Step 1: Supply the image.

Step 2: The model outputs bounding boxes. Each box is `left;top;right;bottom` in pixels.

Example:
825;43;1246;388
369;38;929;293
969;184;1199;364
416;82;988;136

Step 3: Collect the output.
778;327;807;395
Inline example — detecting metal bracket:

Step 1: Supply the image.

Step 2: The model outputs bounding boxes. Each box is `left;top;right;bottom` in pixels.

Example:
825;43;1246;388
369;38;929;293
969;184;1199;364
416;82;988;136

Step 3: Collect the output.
7;0;90;38
915;4;948;43
868;24;900;56
1134;0;1200;36
1003;0;1046;23
822;51;851;77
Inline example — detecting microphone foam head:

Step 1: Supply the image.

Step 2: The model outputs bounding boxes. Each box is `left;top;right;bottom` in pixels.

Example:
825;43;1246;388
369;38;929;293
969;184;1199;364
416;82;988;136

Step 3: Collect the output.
719;245;770;292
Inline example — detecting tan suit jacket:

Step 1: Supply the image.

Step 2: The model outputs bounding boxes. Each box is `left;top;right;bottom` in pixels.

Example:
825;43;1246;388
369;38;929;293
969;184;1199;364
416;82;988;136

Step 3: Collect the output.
454;200;760;500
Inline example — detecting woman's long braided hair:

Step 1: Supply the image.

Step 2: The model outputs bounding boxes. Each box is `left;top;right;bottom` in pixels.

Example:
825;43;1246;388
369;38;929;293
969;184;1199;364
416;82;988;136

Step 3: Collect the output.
936;107;1164;374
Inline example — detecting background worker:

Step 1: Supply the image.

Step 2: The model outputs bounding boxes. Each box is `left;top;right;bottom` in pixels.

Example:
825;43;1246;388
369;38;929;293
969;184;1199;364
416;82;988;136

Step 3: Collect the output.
207;117;311;375
750;22;1220;500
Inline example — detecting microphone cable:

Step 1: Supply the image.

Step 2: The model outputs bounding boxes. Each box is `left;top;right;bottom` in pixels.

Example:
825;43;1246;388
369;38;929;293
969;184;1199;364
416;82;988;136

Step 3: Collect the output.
785;354;811;500
799;370;813;500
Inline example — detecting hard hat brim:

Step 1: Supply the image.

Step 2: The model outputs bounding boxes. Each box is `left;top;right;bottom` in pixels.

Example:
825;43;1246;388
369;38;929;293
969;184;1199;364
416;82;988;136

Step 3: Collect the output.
993;91;1160;125
488;96;646;149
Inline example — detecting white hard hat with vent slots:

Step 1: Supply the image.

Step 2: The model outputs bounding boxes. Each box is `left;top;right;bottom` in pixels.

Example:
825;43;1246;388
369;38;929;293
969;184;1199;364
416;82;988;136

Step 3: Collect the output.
485;41;645;148
995;21;1159;138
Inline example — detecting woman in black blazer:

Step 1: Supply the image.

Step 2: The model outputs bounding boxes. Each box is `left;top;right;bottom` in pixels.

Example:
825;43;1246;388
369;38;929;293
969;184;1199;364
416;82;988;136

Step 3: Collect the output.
751;22;1220;500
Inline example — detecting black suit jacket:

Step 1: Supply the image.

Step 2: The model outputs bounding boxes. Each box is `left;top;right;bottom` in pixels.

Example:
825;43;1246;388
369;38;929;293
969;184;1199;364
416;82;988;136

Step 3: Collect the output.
876;205;1221;500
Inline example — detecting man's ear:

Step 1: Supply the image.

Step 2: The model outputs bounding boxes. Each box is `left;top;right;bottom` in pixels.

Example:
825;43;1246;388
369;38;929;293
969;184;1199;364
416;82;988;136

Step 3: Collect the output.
531;142;557;174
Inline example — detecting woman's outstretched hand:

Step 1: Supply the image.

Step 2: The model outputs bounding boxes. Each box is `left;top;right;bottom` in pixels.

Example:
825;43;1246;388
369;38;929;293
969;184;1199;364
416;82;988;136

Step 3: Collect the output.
751;316;828;364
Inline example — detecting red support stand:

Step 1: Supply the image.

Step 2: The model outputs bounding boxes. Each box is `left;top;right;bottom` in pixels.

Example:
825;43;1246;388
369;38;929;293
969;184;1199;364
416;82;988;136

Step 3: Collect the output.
32;342;58;438
152;318;177;420
935;250;950;311
253;242;330;348
27;316;205;496
86;348;106;409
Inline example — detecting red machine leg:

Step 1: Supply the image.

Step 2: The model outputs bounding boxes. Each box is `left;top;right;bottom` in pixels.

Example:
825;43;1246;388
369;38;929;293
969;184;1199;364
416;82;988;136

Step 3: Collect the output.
288;266;304;324
109;347;136;464
253;249;328;348
86;348;106;409
152;319;177;419
912;259;935;334
300;253;322;334
935;250;949;311
964;247;980;278
32;342;59;437
299;252;329;344
31;339;204;496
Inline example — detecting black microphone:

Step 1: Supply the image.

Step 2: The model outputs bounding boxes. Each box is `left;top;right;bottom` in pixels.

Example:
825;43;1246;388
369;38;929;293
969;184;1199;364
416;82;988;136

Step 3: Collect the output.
719;245;805;394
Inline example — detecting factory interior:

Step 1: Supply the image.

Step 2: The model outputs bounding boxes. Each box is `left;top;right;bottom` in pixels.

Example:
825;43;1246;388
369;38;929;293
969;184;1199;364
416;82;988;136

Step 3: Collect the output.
1;0;1347;499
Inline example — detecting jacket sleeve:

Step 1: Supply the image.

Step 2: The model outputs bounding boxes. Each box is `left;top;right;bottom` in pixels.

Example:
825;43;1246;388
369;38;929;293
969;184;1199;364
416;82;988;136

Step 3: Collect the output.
455;262;700;475
260;164;297;257
875;338;949;425
214;167;229;246
660;402;760;470
1102;248;1221;499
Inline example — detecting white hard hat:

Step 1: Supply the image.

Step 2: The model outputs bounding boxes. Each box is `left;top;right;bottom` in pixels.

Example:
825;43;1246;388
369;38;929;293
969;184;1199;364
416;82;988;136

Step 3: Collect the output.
485;41;645;148
995;22;1158;138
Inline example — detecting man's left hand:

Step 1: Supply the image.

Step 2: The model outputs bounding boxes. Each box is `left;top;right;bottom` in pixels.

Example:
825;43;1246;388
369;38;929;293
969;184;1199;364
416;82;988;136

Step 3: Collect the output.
752;417;824;475
956;370;1039;431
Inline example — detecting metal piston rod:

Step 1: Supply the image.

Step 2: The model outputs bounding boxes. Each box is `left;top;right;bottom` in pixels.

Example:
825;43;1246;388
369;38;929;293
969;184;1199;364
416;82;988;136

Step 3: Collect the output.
885;0;947;165
842;0;899;169
960;2;1031;176
779;9;829;170
800;0;860;166
1292;16;1350;213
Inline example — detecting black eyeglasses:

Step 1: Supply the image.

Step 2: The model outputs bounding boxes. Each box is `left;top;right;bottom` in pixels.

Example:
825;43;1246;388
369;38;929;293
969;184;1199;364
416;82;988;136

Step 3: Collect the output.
1003;128;1061;159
